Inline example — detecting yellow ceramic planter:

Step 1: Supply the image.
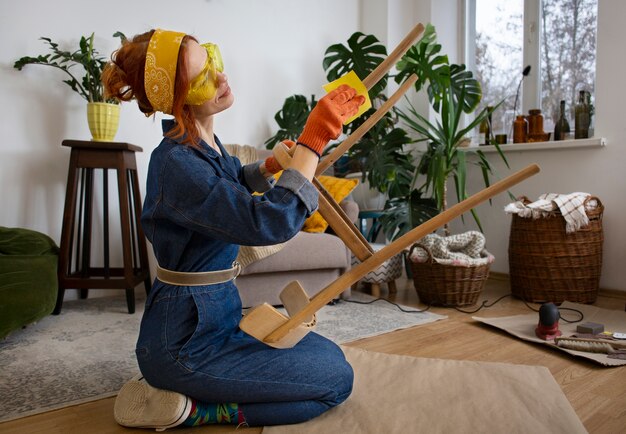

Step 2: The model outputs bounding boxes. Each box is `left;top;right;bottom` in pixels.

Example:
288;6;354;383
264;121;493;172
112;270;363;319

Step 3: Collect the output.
87;102;120;142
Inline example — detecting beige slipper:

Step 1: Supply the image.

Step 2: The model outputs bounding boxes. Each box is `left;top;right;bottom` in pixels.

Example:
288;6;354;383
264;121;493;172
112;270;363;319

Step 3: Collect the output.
114;375;192;431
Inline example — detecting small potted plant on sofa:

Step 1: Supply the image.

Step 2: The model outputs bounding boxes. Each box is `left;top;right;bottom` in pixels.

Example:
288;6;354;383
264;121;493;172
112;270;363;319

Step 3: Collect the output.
14;32;124;142
382;24;509;306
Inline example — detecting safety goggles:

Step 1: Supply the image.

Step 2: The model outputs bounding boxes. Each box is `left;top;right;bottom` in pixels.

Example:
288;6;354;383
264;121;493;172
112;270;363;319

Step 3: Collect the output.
185;42;224;105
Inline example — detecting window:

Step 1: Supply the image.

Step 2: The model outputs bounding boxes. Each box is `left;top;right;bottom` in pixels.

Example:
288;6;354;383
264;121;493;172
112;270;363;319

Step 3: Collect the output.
467;0;597;136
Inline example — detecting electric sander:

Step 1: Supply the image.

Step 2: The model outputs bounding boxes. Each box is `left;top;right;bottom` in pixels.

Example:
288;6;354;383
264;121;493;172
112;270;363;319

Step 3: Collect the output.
535;302;562;340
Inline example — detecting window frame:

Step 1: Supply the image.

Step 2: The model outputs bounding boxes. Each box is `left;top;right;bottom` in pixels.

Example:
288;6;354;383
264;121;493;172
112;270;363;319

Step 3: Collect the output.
463;0;542;114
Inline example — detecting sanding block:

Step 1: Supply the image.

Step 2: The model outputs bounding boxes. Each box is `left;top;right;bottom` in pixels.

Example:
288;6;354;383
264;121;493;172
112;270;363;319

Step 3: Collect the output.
576;322;604;335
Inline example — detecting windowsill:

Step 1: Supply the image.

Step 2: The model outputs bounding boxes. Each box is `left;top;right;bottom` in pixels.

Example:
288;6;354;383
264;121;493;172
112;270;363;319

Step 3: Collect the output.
460;137;606;153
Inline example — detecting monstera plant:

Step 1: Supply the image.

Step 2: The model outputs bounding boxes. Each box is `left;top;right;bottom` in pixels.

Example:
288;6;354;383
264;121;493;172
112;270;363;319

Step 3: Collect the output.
380;24;509;240
323;32;414;199
265;31;415;200
264;94;316;149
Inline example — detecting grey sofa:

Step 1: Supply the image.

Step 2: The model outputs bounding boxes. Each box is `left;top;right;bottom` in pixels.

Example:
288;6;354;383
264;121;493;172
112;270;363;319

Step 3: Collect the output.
237;200;358;307
227;145;357;308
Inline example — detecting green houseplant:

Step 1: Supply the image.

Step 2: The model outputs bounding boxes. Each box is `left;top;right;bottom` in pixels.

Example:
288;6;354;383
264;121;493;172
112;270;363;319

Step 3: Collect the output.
265;31;415;204
379;24;511;306
14;32;125;141
380;24;509;241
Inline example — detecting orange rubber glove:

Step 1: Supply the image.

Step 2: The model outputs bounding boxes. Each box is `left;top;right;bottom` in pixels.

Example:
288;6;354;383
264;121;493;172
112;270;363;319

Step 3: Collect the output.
297;84;365;157
264;140;296;174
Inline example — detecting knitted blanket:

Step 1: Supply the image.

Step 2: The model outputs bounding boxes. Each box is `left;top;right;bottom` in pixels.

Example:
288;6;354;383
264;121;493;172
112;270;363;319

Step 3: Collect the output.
224;144;287;267
409;231;494;267
504;192;598;233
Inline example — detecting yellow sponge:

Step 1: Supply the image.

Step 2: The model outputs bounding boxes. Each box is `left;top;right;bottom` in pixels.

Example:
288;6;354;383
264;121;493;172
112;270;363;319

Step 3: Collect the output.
323;70;372;124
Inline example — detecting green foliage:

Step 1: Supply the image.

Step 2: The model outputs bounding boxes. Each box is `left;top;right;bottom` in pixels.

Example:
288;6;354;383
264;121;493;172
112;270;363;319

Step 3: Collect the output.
380;191;439;242
395;24;482;115
347;111;414;197
323;32;387;101
323;33;414;196
385;24;509;237
264;95;316;149
265;31;414;198
264;24;511;240
14;32;125;103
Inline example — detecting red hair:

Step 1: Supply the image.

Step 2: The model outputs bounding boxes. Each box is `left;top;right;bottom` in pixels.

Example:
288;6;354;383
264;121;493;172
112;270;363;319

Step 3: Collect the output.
102;30;202;148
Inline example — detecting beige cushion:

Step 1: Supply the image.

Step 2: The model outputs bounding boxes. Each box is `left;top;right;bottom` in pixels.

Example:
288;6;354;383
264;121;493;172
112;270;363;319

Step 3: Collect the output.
240;231;350;275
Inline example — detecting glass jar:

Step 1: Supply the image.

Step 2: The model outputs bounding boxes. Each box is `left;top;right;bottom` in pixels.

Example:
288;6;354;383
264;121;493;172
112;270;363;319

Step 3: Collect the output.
513;115;528;143
527;109;544;136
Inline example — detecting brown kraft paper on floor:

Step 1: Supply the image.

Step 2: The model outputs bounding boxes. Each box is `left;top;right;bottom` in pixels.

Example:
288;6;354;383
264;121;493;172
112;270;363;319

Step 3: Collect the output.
263;346;586;434
473;301;626;367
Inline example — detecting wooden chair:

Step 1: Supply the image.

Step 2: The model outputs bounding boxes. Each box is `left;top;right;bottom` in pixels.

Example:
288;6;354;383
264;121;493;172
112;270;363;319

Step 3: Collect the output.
239;22;541;348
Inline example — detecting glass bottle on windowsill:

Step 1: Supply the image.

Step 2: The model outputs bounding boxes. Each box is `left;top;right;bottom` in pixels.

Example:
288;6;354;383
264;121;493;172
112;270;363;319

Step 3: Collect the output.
575;90;591;139
554;100;571;141
479;106;494;146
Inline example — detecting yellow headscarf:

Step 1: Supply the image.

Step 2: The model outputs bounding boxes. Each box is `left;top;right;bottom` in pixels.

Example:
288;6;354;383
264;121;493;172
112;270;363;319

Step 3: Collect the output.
144;29;186;114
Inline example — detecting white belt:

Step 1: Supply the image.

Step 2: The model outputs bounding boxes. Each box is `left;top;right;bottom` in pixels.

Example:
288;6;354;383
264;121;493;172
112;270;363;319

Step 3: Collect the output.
156;262;241;286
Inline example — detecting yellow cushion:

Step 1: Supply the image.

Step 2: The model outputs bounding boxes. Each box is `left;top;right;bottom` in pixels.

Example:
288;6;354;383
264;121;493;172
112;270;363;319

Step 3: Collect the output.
302;175;359;233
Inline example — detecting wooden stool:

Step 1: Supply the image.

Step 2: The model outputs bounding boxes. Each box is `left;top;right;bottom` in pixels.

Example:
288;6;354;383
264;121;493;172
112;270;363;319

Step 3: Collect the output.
55;140;151;314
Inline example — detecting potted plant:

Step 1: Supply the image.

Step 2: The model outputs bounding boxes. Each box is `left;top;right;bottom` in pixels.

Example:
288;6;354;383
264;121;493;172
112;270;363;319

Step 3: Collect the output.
381;24;509;240
14;32;124;142
380;24;510;306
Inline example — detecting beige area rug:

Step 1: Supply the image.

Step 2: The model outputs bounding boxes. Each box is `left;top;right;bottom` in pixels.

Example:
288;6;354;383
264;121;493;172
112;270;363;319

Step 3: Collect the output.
0;292;445;423
264;346;587;434
474;301;626;367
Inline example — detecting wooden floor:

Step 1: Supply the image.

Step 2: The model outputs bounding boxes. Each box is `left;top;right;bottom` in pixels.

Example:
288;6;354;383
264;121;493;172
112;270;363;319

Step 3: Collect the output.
2;275;625;434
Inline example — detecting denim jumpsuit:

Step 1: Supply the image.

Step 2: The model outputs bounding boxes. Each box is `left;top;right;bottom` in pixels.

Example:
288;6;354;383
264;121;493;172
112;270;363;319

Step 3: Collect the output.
135;121;353;426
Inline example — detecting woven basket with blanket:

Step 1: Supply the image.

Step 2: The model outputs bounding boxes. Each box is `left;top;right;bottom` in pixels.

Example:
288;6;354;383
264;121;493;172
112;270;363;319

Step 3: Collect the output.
506;193;604;304
408;231;494;306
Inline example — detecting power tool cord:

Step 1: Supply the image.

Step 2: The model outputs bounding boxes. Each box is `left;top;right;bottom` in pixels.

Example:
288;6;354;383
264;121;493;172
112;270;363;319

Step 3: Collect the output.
342;293;585;322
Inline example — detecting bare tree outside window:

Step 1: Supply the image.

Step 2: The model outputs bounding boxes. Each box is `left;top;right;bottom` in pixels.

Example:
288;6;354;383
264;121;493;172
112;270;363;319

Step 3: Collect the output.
541;0;597;125
474;0;597;139
475;0;523;136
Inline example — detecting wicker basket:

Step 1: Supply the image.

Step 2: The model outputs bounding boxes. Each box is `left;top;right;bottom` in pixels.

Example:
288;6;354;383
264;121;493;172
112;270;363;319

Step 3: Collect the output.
408;244;490;306
508;195;604;304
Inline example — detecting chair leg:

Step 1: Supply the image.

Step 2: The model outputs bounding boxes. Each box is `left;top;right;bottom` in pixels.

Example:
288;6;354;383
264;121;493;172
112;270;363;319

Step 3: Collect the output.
371;283;381;298
388;280;397;294
125;288;135;314
53;287;66;315
80;289;89;299
144;277;152;296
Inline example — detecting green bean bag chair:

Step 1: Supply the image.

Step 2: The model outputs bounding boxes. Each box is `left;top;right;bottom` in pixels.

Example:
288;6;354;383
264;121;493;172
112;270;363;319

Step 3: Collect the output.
0;226;59;339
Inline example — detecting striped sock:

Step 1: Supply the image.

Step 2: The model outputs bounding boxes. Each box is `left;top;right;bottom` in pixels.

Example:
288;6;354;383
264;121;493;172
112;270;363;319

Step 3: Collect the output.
182;401;245;426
